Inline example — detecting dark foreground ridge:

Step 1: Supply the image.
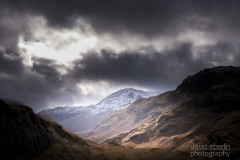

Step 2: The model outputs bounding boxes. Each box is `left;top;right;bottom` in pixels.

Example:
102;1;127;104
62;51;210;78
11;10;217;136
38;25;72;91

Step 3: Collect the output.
0;100;53;158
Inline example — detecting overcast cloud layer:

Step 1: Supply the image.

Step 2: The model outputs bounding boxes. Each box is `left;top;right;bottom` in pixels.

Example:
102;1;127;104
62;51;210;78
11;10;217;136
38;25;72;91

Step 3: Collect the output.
0;0;240;111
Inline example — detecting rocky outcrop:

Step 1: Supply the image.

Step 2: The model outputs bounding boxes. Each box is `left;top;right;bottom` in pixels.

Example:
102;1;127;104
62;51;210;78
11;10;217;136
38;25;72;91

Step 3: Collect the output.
0;100;53;159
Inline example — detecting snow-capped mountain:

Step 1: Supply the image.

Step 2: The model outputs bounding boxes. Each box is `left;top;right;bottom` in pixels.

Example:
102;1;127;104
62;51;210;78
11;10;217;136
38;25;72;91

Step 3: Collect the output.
38;88;159;134
90;88;158;114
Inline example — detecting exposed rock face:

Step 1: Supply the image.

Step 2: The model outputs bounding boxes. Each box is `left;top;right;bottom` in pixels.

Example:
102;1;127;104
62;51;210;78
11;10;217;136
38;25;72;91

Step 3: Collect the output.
0;100;53;158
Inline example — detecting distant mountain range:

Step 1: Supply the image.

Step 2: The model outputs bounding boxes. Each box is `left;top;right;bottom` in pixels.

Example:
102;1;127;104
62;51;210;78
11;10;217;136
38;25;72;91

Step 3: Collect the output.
38;88;158;135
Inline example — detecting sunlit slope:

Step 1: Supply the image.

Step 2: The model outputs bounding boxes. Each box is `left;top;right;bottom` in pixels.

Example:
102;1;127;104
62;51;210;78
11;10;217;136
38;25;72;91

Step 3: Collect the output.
93;66;240;152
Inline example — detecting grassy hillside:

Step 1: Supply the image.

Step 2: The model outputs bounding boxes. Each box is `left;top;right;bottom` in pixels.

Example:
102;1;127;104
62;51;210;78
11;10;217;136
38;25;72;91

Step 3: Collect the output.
93;66;240;159
0;99;207;160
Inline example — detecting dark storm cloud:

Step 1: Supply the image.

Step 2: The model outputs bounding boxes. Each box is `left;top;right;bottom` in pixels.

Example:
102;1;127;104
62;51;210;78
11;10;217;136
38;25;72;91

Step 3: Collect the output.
70;42;240;90
0;0;240;111
1;0;240;37
0;50;77;112
70;44;198;89
31;57;64;85
200;42;240;65
0;50;24;75
0;9;33;50
1;42;239;111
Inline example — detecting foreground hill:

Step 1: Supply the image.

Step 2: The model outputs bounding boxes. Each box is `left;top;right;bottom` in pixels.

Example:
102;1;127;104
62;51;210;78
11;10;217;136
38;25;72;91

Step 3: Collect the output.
88;66;240;155
0;99;202;160
0;100;52;158
38;88;157;136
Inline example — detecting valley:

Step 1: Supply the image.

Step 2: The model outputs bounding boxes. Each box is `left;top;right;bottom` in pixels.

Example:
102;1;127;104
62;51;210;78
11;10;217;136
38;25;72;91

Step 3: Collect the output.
1;66;240;160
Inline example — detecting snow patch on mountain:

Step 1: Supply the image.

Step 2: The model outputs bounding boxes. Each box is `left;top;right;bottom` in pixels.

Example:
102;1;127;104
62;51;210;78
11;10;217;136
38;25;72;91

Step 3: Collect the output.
92;88;157;114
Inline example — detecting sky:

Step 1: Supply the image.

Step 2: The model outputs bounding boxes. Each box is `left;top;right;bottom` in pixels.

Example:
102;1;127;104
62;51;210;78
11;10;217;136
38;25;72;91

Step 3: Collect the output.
0;0;240;112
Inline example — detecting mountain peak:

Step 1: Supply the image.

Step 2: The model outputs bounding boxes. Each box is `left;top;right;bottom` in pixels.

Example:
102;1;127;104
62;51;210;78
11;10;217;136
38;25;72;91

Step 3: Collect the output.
38;88;159;133
115;88;144;92
176;66;240;94
105;88;146;95
96;88;156;110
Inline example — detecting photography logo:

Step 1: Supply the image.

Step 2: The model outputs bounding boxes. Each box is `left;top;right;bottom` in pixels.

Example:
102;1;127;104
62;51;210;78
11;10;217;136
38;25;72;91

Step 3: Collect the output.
190;143;230;158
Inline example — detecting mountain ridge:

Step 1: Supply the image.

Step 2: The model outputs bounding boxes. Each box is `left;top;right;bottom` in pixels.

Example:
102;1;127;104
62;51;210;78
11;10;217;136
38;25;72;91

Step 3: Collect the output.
176;66;240;94
88;66;240;155
38;88;159;135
